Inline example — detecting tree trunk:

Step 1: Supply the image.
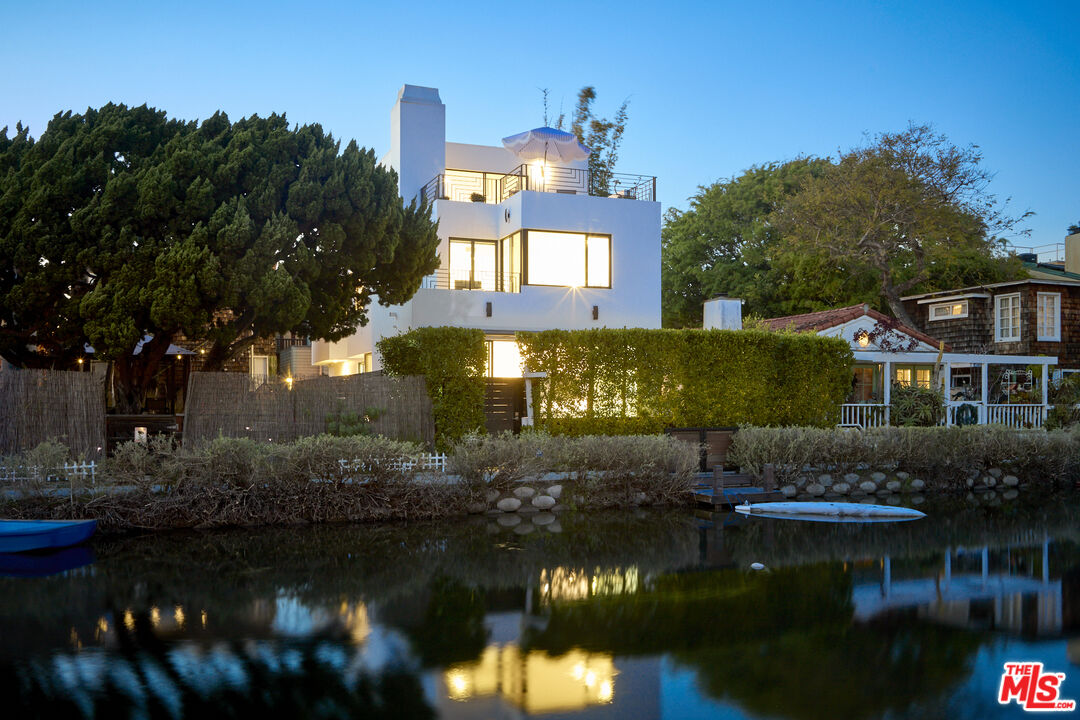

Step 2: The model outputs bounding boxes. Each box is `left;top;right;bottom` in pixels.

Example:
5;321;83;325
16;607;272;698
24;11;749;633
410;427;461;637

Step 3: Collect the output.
201;335;260;372
111;334;173;414
882;278;919;329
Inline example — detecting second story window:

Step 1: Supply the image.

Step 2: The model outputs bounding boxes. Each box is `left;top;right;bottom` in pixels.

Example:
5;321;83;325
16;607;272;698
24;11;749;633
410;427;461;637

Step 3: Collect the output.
1037;292;1060;341
525;231;611;288
929;300;968;320
995;293;1021;342
449;239;498;290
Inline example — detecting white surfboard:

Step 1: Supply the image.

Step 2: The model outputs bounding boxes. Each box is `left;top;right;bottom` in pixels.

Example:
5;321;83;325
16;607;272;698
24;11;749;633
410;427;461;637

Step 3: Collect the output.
734;501;925;519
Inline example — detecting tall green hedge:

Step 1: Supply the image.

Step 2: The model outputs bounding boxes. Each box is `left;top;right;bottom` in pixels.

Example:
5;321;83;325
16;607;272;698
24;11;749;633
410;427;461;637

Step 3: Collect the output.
517;328;853;434
377;327;487;448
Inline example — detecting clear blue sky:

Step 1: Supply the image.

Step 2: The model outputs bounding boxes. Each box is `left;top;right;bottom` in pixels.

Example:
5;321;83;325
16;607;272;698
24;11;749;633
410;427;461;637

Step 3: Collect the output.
2;0;1077;246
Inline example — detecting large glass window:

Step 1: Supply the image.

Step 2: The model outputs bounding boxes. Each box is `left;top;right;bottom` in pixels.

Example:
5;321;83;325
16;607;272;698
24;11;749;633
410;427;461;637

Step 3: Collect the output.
1037;292;1060;341
995;293;1021;342
449;239;497;290
525;231;611;288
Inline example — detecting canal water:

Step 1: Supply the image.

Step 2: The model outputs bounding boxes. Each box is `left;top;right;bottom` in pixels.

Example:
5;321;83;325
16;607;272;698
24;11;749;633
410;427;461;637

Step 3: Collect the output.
2;492;1079;719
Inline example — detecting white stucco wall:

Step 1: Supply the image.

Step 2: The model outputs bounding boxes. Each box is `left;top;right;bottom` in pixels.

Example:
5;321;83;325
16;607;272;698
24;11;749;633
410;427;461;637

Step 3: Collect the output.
388;85;445;203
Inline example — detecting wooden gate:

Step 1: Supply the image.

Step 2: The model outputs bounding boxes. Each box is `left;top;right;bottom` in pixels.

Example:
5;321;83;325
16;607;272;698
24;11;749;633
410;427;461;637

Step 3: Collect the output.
484;378;525;434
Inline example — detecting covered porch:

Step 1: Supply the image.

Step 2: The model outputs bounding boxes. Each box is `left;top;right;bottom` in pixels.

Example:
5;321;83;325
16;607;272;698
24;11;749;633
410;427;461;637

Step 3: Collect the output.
840;351;1058;429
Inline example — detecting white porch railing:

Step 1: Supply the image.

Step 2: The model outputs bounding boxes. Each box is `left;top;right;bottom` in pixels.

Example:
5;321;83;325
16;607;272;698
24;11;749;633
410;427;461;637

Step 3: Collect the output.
986;404;1046;428
842;402;1048;429
839;404;888;429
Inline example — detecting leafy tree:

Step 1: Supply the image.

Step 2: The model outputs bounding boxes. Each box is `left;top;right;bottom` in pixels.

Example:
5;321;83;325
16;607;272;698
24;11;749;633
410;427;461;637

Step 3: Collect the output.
544;86;629;196
661;158;834;327
0;104;439;412
661;125;1025;328
1068;221;1080;235
776;123;1028;327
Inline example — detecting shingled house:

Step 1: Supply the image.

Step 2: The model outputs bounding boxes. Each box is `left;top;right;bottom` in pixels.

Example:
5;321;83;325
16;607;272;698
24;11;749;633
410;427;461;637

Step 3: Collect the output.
901;233;1080;370
761;304;1057;428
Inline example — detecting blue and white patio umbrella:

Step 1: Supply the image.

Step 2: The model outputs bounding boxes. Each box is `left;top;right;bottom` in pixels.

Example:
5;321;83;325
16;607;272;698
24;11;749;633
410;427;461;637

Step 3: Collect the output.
501;127;591;165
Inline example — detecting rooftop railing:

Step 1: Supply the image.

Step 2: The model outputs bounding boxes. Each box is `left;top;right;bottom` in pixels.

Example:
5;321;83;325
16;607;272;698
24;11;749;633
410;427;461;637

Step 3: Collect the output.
422;165;656;205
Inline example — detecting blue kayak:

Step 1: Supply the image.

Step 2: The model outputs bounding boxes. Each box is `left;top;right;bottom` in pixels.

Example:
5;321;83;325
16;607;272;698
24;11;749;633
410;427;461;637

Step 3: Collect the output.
0;519;97;553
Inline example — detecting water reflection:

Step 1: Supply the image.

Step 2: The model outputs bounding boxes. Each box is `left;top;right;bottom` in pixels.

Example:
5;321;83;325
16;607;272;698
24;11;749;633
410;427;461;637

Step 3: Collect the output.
0;495;1078;718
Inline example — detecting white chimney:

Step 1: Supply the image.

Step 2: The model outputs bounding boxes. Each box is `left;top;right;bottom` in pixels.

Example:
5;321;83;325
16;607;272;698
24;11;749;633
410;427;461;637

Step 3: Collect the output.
703;297;743;330
388;85;445;204
1066;232;1080;276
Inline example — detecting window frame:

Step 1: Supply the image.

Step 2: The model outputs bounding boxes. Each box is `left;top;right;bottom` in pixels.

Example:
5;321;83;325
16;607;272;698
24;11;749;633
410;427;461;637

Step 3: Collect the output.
1036;292;1061;342
522;230;612;289
448;237;499;291
994;292;1021;343
928;299;969;321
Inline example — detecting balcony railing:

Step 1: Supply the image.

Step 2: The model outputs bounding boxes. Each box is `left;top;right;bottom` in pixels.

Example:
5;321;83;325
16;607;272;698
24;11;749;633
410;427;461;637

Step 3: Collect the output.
420;268;521;293
422;165;656;205
276;337;310;350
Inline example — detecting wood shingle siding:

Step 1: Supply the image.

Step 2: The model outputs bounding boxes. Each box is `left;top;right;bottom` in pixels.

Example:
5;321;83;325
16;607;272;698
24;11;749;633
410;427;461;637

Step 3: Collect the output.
903;282;1080;368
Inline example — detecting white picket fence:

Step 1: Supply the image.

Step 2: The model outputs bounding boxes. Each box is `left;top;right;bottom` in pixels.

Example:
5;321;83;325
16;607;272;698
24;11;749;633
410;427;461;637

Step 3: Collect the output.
0;461;98;484
337;453;448;474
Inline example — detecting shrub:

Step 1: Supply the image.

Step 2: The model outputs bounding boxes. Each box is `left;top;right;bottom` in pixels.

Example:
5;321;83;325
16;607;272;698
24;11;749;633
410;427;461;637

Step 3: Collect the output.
325;406;383;437
448;432;546;490
279;434;425;486
448;432;698;504
1046;374;1080;430
22;440;71;478
378;327;487;449
728;425;1080;489
890;383;945;427
516;328;852;434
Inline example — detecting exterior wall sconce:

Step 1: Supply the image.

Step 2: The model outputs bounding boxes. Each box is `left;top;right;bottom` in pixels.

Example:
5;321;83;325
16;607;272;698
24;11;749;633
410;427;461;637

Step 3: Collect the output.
592;305;599;320
486;302;492;317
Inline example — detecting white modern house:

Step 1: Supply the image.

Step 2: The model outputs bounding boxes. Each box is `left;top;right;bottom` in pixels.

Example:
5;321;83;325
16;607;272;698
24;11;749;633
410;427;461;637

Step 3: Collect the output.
311;85;661;379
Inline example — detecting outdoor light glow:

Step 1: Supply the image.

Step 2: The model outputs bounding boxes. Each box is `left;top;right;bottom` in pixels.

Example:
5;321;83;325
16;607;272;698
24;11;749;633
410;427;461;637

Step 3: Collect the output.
447;670;470;700
150;606;160;627
174;605;185;628
489;340;523;378
123;610;135;631
858;334;870;347
77;358;83;364
445;645;617;713
201;610;207;628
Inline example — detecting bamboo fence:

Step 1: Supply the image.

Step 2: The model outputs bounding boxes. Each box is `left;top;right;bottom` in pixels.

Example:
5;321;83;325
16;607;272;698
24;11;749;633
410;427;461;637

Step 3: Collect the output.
0;370;106;458
183;372;435;447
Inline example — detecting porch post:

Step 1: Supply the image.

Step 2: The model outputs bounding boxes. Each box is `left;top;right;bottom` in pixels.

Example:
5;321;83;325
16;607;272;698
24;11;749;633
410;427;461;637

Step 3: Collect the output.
980;362;989;425
883;361;892;427
943;362;952;426
1041;363;1049;424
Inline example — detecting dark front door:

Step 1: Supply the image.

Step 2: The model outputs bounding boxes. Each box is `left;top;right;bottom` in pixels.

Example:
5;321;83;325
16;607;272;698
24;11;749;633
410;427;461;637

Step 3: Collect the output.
484;378;525;434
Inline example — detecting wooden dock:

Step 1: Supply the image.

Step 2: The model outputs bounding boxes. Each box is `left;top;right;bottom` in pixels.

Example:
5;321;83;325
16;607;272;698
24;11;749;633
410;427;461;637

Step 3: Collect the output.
693;463;785;508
